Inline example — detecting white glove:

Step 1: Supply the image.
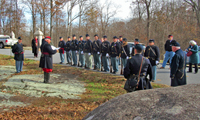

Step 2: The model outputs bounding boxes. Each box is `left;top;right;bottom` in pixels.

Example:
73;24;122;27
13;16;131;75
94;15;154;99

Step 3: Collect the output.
88;53;91;56
97;52;100;54
156;61;159;65
69;50;71;53
116;56;119;59
126;56;129;59
76;51;78;53
106;53;109;57
81;51;84;54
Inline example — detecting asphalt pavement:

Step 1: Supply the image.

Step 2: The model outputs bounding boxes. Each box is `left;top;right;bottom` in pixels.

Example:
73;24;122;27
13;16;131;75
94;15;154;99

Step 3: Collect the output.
1;48;200;86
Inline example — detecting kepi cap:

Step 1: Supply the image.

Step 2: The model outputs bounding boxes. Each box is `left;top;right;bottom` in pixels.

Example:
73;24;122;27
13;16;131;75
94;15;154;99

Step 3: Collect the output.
72;34;76;37
103;35;107;38
59;37;63;39
171;41;180;47
86;34;90;37
123;38;127;42
45;36;51;40
94;34;98;37
149;39;154;42
134;44;143;51
113;36;118;39
135;39;139;42
18;37;22;40
79;35;83;38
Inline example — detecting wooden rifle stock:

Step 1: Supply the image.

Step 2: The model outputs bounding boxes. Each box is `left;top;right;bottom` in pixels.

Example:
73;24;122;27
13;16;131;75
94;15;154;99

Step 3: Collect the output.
120;58;123;75
110;58;112;73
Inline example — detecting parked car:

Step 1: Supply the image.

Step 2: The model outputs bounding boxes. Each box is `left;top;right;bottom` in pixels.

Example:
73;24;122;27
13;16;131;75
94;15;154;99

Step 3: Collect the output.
0;35;18;48
127;42;146;55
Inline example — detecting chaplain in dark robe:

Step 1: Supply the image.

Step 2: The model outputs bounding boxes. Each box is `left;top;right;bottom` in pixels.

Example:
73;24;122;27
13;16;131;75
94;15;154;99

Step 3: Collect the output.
170;41;187;87
32;36;40;58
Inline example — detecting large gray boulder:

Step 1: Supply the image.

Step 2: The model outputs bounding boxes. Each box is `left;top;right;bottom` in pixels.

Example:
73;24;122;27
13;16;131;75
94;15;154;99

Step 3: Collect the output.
83;84;200;120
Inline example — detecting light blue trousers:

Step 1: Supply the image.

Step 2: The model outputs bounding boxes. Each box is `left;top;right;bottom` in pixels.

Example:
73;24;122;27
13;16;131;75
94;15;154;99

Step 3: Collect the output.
16;61;23;73
72;51;77;65
111;57;119;72
60;53;65;63
102;56;110;71
152;65;157;81
162;51;175;67
121;58;127;68
79;50;85;66
93;53;101;69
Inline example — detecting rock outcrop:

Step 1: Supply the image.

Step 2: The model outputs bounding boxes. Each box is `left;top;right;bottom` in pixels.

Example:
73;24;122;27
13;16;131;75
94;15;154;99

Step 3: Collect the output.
83;84;200;120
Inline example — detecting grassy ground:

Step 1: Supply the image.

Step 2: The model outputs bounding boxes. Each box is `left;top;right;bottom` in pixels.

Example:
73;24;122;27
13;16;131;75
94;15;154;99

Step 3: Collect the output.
0;54;170;119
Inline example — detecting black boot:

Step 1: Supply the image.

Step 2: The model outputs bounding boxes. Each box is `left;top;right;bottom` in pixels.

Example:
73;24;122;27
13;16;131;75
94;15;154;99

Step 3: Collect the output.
46;73;50;83
44;72;47;83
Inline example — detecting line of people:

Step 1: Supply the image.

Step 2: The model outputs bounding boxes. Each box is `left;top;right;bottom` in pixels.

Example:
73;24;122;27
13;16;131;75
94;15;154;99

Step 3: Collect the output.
58;34;131;74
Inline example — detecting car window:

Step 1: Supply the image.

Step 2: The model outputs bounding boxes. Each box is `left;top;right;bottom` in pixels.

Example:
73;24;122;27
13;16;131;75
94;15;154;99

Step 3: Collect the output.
0;37;9;39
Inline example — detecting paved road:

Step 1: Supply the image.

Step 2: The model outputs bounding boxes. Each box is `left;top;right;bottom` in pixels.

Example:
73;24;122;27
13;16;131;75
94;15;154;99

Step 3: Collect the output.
1;48;200;86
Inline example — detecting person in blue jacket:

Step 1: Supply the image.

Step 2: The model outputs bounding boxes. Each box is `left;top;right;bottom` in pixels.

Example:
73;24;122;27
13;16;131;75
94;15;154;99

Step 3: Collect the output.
12;37;24;73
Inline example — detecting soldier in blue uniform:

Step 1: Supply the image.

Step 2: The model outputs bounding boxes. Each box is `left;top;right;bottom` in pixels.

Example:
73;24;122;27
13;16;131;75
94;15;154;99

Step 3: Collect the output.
110;36;120;74
124;44;153;90
144;39;160;82
84;34;93;69
12;37;24;73
70;35;78;66
39;36;57;83
65;37;72;64
101;36;110;72
120;38;130;68
78;36;85;67
170;41;187;86
131;39;140;56
92;34;102;71
58;37;65;64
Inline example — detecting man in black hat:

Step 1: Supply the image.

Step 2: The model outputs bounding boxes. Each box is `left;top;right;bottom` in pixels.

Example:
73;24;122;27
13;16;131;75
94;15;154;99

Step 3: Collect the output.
120;38;130;69
101;35;110;72
144;39;160;82
83;34;93;69
58;37;65;64
124;44;153;91
12;37;24;73
39;36;58;83
110;36;120;74
131;38;140;56
65;37;72;64
170;41;187;86
70;34;78;66
78;36;85;67
92;34;102;71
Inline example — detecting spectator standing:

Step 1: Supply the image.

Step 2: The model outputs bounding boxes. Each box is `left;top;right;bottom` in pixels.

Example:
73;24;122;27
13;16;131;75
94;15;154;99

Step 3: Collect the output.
186;40;199;73
160;35;175;69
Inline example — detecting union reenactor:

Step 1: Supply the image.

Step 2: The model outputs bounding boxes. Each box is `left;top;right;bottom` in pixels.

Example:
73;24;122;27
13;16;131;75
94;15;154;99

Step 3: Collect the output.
110;36;120;74
124;44;153;91
83;34;93;69
39;36;57;83
131;38;140;56
101;36;110;72
32;36;39;58
12;37;24;73
120;38;130;68
65;37;72;64
144;39;160;82
78;36;85;67
70;34;78;66
170;41;187;86
118;36;123;65
58;37;65;64
92;34;102;71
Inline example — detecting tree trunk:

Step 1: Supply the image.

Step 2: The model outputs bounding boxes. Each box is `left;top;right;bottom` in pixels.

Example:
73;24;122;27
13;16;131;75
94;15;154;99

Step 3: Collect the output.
50;0;53;38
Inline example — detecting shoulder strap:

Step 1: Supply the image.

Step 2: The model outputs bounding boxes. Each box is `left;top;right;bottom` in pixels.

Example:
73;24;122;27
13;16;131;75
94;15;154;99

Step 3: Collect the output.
137;57;145;86
122;46;127;57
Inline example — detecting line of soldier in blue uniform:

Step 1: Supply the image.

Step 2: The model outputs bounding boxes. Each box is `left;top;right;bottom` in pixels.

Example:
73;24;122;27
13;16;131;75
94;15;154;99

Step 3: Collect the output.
58;34;132;74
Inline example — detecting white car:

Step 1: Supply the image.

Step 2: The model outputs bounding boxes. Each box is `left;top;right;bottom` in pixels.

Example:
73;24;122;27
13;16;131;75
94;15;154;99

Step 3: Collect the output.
0;35;18;48
127;42;146;54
